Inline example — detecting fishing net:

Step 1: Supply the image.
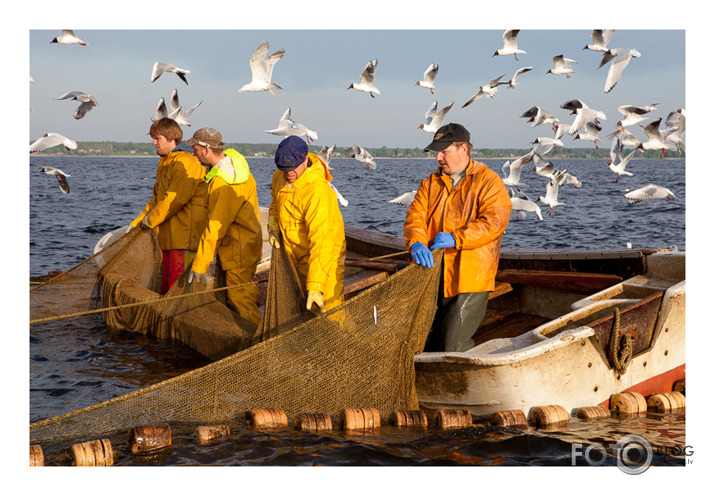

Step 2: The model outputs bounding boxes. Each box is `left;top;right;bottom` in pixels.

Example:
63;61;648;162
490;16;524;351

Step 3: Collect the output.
30;226;442;446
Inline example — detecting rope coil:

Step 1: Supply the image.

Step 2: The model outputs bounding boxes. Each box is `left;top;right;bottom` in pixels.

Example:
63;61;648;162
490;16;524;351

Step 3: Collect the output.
609;307;633;374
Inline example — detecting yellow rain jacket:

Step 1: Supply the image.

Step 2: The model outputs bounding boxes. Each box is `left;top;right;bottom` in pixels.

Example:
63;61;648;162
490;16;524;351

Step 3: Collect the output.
404;159;511;297
191;149;262;274
130;150;208;251
269;153;346;310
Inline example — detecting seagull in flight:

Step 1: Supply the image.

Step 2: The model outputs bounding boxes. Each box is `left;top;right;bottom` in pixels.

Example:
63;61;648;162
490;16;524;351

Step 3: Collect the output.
29;133;77;153
507;66;533;88
388;191;417;206
55;91;99;120
318;145;336;170
561;99;607;135
348;59;380;98
168;88;201;126
50;30;88;46
608;143;637;183
265;107;318;143
462;74;507;107
615;103;659;127
509;189;543;221
416;63;439;94
418;101;454;133
625;184;676;205
598;47;641;93
520;106;560;129
546;55;577;78
501;151;535;190
151;61;190;85
583;29;615;52
635;118;677;158
33;165;71;194
345;145;377;171
538;178;566;216
573;121;603;149
664;108;686;154
238;40;285;96
492;30;526;61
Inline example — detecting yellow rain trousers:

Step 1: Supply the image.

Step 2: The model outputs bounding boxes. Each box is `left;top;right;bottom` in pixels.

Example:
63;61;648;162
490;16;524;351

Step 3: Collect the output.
404;159;512;297
269;153;346;311
130;150;208;251
191;149;263;324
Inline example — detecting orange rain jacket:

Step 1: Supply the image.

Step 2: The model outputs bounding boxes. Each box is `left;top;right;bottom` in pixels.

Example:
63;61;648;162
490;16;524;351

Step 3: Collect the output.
404;159;512;297
130;150;208;251
269;153;346;309
191;149;262;274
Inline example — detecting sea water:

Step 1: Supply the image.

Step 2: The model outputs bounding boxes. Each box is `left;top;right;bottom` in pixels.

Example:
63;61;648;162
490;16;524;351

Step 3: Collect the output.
28;156;686;467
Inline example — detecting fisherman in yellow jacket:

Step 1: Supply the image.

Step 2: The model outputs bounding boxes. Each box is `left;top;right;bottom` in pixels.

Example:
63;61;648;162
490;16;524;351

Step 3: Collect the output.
128;118;208;294
404;123;512;352
268;136;346;313
185;128;263;324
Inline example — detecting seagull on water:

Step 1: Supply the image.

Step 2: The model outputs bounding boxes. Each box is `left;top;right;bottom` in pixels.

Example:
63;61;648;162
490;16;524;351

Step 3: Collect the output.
546;55;577;78
34;165;71;194
501;151;535;190
573;121;604;149
29;133;77;153
50;30;88;46
265;108;318;143
583;30;615;52
388;191;417;206
538;179;566;216
492;30;526;61
418;101;454;133
635;118;677;158
345;145;377;171
509;189;543;221
238;40;285;96
615;103;659;128
416;63;439;94
625;184;676;205
561;99;607;135
318;145;336;171
348;59;380;98
151;61;190;85
462;74;507;108
598;48;641;93
55;91;99;120
507;66;533;88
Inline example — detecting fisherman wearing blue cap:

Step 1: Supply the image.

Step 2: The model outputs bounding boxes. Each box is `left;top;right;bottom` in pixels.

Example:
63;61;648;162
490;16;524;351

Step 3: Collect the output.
268;136;346;313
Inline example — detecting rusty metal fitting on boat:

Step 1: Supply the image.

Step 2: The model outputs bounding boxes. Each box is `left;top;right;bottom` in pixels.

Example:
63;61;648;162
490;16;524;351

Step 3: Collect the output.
673;379;685;395
610;392;647;416
575;405;611;421
647;391;685;413
71;439;114;466
245;408;289;429
489;409;528;428
434;409;473;430
340;408;381;431
195;425;231;445
390;409;428;428
30;445;44;467
293;413;333;432
127;423;172;455
530;405;570;428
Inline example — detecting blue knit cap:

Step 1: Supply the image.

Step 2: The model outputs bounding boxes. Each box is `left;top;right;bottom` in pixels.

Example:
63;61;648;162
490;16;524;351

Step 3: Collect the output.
274;136;309;171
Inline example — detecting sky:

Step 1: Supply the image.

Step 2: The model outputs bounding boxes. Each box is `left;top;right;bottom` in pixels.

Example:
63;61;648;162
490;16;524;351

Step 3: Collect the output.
27;23;686;151
15;0;713;491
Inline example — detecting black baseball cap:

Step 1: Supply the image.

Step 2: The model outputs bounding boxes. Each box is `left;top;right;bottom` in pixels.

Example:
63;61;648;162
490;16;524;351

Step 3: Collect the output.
424;123;471;152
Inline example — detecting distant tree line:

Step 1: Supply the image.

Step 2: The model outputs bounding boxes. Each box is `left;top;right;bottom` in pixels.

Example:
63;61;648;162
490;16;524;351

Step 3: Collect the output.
30;141;681;160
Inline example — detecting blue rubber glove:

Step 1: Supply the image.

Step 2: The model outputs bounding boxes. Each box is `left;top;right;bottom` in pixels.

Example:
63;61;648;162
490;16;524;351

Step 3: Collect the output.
410;242;434;268
430;232;456;249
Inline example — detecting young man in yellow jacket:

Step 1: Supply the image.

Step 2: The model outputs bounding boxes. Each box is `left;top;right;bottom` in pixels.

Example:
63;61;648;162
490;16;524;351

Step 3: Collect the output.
128;118;208;294
185;128;263;324
268;136;346;313
404;123;512;352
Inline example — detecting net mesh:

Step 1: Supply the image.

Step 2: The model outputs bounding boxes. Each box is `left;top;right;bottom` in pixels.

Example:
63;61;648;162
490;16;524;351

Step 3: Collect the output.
30;227;442;446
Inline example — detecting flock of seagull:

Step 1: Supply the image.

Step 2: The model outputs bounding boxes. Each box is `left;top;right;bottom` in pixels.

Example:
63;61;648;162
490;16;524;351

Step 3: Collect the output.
31;29;683;217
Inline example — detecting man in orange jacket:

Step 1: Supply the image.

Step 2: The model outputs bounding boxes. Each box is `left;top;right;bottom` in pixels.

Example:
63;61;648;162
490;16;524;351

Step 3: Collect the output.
128;118;208;294
404;123;512;352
